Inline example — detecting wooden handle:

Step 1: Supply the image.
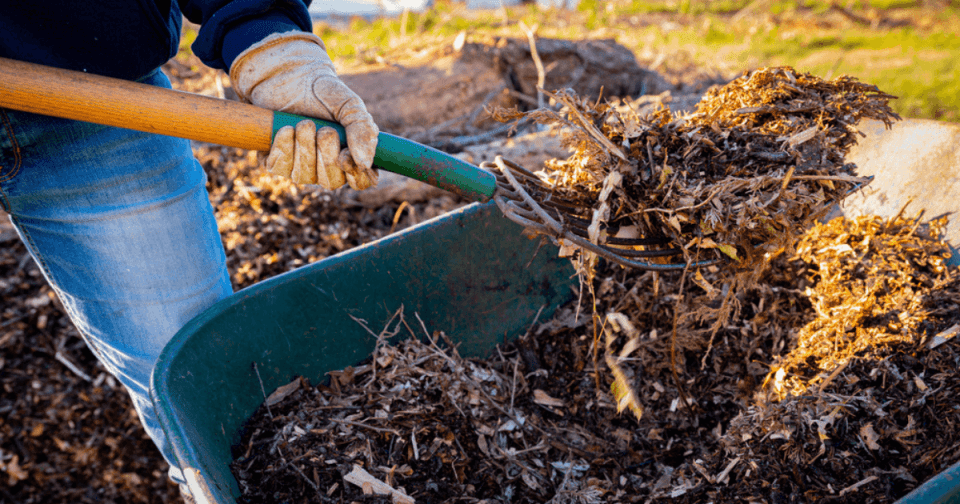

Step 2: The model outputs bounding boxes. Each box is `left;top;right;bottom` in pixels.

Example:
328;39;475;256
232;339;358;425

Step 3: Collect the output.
0;57;500;202
0;57;275;151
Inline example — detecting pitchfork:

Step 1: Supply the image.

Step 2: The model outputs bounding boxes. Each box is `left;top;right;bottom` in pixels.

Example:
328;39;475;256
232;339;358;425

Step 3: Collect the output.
0;57;718;270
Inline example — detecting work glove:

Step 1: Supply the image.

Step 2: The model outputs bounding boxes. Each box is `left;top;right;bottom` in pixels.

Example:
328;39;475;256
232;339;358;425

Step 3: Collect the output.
230;31;379;190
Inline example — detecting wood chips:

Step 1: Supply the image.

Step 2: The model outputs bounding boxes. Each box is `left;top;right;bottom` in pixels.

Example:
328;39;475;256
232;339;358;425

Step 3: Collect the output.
233;209;960;504
492;66;900;270
230;66;958;502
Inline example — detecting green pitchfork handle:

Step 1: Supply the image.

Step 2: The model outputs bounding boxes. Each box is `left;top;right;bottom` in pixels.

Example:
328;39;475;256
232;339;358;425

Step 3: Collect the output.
0;56;497;202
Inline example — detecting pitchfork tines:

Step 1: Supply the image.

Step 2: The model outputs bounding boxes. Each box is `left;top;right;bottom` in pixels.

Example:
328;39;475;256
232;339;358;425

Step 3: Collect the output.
483;156;722;271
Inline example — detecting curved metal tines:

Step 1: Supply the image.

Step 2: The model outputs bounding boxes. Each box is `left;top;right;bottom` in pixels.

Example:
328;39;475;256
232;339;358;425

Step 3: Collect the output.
488;160;676;247
536;210;675;248
483;156;723;271
520;204;681;258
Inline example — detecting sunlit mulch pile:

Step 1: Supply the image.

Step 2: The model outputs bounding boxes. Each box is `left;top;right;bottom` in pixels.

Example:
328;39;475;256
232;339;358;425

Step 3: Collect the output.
772;212;956;395
493;67;899;271
489;67;905;420
708;212;960;503
233;209;960;503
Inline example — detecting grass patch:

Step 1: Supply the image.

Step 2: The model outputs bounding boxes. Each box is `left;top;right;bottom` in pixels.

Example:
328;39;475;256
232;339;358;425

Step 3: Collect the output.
732;20;960;120
303;3;959;121
612;7;960;120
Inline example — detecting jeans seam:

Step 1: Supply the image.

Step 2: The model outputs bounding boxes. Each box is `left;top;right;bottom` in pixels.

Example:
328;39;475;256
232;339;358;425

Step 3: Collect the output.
8;213;63;303
0;108;22;185
0;184;8;213
7;211;114;365
0;109;21;212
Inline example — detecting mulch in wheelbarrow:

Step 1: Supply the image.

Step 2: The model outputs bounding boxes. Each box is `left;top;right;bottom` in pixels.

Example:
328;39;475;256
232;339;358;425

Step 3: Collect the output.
231;67;960;504
490;66;900;274
486;66;904;423
233;210;960;504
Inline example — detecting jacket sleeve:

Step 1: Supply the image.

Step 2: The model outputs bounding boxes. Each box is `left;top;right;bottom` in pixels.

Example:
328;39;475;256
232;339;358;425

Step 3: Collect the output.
179;0;314;71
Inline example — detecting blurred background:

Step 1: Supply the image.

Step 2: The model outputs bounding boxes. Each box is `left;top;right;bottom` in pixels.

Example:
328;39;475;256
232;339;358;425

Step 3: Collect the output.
298;0;958;121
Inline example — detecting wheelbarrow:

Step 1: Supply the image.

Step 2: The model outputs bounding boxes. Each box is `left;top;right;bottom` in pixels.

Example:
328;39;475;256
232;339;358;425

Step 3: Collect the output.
152;199;578;502
3;56;958;503
150;118;960;504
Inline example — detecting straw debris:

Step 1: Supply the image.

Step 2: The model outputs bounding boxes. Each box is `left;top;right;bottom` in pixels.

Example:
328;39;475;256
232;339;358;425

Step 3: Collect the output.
768;210;954;398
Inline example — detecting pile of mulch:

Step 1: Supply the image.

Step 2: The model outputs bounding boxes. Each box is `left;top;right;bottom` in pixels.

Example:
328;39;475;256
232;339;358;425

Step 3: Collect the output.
492;67;900;271
232;210;960;504
486;67;905;421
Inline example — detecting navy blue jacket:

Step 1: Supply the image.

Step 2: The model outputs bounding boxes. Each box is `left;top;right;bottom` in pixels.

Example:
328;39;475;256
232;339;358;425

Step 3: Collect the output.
1;1;313;81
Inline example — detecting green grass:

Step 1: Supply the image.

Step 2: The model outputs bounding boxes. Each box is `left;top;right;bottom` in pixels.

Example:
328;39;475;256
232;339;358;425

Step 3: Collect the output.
315;4;509;61
177;26;198;60
583;0;950;16
602;0;752;15
727;17;960;120
592;5;960;120
175;2;960;122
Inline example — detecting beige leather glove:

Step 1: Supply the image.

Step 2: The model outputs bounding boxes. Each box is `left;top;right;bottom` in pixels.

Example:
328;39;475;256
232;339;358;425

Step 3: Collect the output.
230;31;379;190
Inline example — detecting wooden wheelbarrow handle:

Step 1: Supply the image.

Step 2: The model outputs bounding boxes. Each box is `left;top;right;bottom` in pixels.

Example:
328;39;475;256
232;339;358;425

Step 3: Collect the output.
0;56;496;201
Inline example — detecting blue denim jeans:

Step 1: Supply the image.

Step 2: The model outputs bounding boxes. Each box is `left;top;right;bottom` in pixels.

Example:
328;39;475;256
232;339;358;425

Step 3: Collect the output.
0;68;233;483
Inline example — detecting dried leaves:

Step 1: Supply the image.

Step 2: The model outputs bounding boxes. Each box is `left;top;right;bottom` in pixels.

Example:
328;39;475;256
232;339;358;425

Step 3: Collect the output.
232;311;610;503
494;67;900;270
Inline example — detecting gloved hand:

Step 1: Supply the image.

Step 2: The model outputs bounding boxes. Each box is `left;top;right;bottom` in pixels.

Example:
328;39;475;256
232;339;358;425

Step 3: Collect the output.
230;31;379;190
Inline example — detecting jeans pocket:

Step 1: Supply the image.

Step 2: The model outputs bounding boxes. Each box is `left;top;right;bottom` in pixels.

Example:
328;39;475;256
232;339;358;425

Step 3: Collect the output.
0;109;22;184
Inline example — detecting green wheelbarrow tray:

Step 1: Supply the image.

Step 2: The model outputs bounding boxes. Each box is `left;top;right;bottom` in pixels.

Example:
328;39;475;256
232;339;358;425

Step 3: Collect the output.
151;119;960;504
150;200;579;503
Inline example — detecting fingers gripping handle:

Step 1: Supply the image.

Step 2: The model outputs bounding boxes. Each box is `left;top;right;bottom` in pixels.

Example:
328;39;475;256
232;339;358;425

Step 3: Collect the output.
272;112;497;203
0;57;495;202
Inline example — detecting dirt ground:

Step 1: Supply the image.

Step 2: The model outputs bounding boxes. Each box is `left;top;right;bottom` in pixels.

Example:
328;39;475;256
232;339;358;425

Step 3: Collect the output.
3;16;958;504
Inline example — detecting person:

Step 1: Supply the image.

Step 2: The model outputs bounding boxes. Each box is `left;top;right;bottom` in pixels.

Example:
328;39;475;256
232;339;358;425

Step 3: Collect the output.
0;1;379;501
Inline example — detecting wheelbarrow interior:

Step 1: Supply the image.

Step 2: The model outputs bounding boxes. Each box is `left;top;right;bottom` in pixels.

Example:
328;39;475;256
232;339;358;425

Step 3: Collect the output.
151;201;578;503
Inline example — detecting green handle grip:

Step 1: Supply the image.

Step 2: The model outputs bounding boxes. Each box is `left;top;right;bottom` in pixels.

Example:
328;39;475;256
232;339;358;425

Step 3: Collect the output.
273;112;497;203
